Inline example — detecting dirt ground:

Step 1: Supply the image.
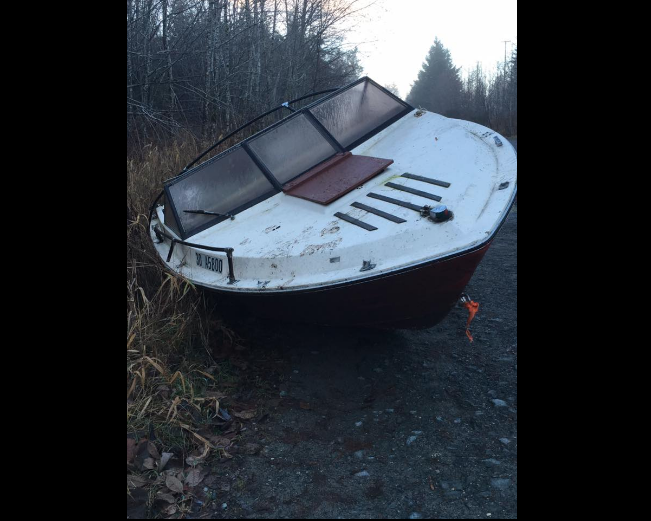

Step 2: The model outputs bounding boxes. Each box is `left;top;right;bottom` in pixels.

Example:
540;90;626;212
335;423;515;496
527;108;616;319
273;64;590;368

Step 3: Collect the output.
203;201;518;519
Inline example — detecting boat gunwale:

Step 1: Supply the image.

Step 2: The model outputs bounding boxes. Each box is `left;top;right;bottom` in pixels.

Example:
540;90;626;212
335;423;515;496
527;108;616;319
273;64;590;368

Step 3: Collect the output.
153;181;518;296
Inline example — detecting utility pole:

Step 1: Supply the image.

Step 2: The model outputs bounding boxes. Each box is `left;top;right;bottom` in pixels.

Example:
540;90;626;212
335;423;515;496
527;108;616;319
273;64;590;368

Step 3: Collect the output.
502;41;512;74
502;41;512;136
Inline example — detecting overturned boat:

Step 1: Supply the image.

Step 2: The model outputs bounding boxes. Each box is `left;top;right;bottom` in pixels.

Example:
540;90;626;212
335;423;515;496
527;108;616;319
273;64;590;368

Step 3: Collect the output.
150;77;518;329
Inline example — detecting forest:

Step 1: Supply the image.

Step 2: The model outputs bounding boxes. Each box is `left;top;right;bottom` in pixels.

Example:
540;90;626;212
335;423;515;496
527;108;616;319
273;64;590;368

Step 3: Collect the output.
127;0;517;154
408;39;518;136
127;0;364;152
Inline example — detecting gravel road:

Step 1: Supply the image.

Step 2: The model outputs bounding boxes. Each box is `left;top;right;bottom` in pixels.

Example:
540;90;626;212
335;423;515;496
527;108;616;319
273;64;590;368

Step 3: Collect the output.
209;193;518;519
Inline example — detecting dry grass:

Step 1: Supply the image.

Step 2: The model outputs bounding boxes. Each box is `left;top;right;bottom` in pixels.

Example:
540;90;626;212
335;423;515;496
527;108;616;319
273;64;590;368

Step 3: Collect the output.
126;140;236;458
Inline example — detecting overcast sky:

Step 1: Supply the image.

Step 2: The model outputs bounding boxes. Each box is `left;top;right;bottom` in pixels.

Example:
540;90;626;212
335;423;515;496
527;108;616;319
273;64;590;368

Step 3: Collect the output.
348;0;518;98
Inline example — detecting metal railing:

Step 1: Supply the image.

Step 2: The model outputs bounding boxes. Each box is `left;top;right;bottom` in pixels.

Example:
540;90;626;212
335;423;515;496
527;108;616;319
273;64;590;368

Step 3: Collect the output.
153;225;236;285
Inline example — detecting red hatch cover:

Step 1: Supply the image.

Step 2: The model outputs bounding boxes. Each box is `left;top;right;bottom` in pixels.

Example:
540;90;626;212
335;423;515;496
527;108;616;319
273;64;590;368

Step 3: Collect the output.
284;153;394;205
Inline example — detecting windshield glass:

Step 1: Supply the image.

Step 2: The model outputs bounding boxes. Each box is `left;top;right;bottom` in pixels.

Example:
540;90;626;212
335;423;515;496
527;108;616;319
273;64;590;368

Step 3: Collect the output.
311;81;408;149
165;146;276;238
248;114;338;185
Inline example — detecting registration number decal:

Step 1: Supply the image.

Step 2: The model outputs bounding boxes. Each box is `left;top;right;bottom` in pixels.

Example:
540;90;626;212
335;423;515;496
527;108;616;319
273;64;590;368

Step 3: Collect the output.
196;253;224;274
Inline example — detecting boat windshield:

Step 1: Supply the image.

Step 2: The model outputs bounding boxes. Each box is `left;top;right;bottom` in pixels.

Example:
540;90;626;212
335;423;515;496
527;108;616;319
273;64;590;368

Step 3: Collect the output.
164;77;413;239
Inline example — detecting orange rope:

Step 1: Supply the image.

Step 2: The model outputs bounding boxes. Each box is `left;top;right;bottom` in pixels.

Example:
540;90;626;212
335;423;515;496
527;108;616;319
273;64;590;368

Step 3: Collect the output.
463;300;480;343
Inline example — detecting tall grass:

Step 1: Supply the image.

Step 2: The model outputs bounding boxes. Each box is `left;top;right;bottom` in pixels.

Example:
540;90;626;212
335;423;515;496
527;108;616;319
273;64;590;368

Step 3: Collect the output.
126;140;234;456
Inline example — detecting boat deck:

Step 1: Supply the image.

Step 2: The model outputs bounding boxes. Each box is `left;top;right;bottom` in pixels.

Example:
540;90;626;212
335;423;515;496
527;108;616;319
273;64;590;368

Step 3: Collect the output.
153;111;518;293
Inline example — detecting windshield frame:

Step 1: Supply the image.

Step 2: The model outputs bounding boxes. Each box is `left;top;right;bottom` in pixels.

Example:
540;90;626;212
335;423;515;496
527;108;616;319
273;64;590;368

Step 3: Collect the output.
164;77;414;240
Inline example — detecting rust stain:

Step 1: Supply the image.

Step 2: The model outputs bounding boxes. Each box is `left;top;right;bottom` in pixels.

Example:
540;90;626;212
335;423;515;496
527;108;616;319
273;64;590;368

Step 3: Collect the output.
321;225;341;237
267;241;294;259
300;238;343;257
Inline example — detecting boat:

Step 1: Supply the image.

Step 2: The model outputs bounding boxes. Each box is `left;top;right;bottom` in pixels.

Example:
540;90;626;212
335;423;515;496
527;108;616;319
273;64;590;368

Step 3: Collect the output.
149;77;518;329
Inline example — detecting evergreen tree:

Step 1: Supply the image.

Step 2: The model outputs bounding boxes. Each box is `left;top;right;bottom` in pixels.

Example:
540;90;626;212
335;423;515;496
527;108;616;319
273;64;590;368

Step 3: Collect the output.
408;39;463;117
461;64;489;126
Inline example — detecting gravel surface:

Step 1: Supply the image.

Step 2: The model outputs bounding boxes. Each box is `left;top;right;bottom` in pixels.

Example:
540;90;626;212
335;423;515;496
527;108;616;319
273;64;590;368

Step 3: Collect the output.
208;201;518;519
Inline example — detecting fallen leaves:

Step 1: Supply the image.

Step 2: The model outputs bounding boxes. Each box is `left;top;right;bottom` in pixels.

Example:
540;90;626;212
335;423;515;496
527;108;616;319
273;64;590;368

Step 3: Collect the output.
127;374;263;517
185;468;206;488
127;474;150;490
156;492;177;505
186;451;209;468
128;458;209;518
232;409;258;420
128;437;177;474
148;442;161;460
160;452;174;472
207;436;233;449
166;475;185;495
127;438;139;465
127;429;240;517
161;504;178;517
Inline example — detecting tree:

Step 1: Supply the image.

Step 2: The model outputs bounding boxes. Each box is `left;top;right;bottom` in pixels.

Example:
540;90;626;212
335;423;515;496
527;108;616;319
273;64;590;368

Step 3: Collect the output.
384;83;401;98
461;64;489;127
127;0;366;151
485;46;518;135
407;39;463;118
509;47;518;135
